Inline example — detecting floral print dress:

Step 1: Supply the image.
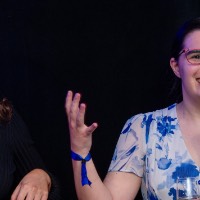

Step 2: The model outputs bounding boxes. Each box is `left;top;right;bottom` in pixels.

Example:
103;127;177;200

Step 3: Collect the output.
108;104;200;200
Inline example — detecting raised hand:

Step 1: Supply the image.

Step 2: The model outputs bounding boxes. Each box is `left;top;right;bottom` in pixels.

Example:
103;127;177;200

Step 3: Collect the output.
65;91;98;156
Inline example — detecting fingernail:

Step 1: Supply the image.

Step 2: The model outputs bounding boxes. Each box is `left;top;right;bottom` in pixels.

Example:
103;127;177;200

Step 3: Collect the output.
67;90;72;95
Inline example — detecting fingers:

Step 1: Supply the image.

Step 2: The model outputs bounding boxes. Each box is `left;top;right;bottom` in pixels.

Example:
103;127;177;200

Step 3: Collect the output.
65;91;80;117
76;103;86;126
11;184;21;200
26;191;48;200
65;90;98;135
25;191;43;200
11;168;50;200
11;184;48;200
41;193;49;200
40;193;48;200
87;122;98;134
65;91;85;127
20;189;35;200
65;90;73;122
78;105;98;134
70;93;81;125
11;184;28;200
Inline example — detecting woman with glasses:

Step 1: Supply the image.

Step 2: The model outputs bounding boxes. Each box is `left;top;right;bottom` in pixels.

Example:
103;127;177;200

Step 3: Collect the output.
65;17;200;200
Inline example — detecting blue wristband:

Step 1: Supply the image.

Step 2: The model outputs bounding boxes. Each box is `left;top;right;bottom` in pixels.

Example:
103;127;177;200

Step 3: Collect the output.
71;150;92;186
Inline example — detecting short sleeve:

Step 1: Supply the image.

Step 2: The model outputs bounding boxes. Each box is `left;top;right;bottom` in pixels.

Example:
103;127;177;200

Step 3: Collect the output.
108;114;146;177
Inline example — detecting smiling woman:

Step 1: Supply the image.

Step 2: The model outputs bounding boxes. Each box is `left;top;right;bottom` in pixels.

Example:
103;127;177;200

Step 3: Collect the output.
65;17;200;200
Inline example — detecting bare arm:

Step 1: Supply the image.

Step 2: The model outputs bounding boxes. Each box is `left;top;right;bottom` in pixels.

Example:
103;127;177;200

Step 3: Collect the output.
104;172;141;200
65;91;141;200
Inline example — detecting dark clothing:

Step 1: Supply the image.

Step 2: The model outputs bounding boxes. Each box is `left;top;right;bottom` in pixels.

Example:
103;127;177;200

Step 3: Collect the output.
0;109;61;200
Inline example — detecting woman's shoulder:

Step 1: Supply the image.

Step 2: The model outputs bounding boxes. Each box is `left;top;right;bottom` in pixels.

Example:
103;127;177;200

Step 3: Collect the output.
148;103;176;118
132;103;176;117
126;103;177;125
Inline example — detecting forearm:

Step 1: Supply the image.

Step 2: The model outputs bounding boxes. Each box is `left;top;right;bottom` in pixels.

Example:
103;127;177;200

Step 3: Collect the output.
72;159;113;200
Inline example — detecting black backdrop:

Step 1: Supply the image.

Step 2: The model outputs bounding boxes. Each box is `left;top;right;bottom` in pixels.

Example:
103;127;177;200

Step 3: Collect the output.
1;1;200;199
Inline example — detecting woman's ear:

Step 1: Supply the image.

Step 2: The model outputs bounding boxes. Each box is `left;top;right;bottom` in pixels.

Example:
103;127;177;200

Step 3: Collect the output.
170;57;181;78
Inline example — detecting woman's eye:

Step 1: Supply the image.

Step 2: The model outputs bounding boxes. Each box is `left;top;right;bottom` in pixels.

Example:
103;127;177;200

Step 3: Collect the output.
192;54;200;59
188;53;200;59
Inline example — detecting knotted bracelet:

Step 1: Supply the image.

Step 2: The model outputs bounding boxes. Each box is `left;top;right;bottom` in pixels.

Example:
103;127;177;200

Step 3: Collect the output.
71;150;92;186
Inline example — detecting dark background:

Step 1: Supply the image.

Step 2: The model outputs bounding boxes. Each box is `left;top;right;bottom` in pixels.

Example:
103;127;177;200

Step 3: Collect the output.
1;1;200;199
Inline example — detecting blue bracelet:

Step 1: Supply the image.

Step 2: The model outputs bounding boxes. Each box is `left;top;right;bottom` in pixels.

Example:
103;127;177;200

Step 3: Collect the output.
71;150;92;186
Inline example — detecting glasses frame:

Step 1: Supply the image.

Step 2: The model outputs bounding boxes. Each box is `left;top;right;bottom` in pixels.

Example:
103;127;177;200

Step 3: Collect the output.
179;48;200;65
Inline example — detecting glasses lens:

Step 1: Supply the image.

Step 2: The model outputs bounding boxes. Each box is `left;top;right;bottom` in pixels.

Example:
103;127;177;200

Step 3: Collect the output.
186;50;200;64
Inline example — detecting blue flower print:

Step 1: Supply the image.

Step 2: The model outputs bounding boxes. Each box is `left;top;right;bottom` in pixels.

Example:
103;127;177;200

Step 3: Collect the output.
120;145;138;159
141;114;154;143
147;148;152;156
108;104;200;200
157;157;172;170
169;162;199;200
157;116;176;137
168;104;176;110
111;148;118;161
121;122;132;134
168;187;176;200
155;143;162;150
172;162;199;180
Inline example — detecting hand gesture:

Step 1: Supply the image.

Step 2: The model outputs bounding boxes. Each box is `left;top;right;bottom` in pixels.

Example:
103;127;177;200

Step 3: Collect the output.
11;169;51;200
65;91;98;156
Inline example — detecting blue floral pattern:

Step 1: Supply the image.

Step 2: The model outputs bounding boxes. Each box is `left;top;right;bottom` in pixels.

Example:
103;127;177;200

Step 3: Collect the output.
108;104;200;200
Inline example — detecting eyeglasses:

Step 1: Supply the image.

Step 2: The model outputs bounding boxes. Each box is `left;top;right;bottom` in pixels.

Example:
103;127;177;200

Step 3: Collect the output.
179;48;200;65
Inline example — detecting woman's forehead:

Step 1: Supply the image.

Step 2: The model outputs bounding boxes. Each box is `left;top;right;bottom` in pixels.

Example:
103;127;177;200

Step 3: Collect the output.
183;30;200;49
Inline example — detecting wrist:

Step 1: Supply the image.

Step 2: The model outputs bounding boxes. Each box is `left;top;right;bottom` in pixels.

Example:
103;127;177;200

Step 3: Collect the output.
70;146;90;157
70;150;92;186
33;169;51;191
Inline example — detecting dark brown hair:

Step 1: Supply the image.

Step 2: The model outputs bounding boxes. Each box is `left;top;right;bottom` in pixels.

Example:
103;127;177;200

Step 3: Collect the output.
0;98;13;125
170;17;200;102
171;17;200;59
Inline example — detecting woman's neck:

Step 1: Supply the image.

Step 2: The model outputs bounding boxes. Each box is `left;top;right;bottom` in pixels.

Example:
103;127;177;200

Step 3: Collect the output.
178;99;200;121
